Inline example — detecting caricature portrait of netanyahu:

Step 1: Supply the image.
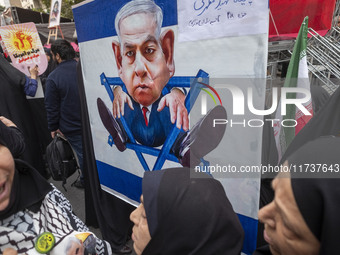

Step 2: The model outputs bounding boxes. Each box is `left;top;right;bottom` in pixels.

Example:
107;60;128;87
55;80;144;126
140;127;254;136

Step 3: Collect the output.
97;0;226;166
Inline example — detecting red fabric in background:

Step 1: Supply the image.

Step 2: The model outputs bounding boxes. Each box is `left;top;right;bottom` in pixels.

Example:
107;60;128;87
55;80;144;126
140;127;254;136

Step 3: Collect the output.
269;0;336;37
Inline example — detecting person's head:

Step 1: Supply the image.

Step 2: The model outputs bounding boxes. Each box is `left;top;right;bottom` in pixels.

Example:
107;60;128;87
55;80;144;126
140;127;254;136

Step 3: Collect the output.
258;170;320;255
130;168;244;255
0;137;14;211
112;0;175;107
65;237;84;255
0;131;52;221
258;136;340;255
53;1;59;12
44;47;52;62
51;39;75;64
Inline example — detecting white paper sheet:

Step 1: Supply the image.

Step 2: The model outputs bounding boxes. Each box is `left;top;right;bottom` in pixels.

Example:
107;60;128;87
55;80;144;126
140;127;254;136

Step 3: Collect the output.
177;0;268;42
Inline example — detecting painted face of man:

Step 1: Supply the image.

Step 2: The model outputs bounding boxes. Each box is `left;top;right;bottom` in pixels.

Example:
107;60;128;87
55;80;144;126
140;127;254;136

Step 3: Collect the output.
130;195;151;255
258;170;320;255
0;144;15;211
113;13;175;107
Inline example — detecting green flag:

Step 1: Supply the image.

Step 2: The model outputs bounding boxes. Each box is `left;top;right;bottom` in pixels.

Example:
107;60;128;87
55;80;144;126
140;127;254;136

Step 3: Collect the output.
274;16;313;161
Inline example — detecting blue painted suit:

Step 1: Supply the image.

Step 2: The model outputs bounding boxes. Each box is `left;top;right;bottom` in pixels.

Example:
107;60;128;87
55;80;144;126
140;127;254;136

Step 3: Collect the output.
123;97;175;147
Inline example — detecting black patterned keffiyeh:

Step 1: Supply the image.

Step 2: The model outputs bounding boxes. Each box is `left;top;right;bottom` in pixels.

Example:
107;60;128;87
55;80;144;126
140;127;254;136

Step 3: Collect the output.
0;185;112;254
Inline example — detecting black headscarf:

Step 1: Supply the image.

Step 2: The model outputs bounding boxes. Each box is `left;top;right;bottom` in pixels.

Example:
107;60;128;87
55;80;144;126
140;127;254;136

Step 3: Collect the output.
289;136;340;255
0;138;52;220
0;54;47;177
0;121;25;158
142;167;244;255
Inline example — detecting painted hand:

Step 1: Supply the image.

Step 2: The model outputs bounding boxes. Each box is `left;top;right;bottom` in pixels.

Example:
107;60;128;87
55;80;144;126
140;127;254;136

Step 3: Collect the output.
112;86;134;118
157;88;189;131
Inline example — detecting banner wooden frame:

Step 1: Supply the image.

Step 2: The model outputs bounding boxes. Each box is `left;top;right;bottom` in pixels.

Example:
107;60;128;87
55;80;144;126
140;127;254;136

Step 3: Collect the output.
47;25;64;44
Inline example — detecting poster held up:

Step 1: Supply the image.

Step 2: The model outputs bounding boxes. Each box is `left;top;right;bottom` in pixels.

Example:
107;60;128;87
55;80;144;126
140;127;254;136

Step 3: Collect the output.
0;22;48;76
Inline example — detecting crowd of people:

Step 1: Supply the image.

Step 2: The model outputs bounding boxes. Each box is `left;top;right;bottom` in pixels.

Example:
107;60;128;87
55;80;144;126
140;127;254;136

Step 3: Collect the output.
1;0;340;254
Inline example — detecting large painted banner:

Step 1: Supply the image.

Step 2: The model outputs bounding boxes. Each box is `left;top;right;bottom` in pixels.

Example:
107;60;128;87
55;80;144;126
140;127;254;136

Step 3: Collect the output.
0;22;48;76
73;0;268;253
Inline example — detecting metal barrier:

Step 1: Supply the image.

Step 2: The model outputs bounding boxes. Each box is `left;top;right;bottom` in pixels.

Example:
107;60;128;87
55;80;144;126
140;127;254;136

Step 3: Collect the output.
306;0;340;93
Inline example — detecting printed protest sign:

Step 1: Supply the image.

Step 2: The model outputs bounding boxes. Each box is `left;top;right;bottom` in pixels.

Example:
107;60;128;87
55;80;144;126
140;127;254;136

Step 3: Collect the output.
0;22;48;76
